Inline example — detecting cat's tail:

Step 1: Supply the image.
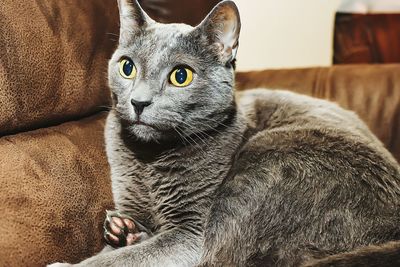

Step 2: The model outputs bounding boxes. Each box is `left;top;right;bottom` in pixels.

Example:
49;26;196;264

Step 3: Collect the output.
302;241;400;267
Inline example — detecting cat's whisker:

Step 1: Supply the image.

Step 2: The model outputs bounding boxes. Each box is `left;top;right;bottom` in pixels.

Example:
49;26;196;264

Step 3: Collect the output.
180;131;208;157
197;117;247;141
192;117;244;139
173;124;211;159
173;119;230;153
172;126;188;147
98;105;113;111
176;120;209;147
170;117;238;151
174;126;193;147
106;32;119;37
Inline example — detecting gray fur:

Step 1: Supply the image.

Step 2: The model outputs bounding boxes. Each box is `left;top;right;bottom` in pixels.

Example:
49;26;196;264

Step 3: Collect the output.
52;0;400;266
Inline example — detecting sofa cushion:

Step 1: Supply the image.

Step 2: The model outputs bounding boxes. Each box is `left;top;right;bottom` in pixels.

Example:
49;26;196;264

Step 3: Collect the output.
0;0;118;135
236;64;400;162
0;113;113;267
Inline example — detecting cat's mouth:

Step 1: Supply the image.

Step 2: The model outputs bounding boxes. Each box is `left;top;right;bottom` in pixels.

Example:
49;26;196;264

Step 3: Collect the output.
133;119;157;130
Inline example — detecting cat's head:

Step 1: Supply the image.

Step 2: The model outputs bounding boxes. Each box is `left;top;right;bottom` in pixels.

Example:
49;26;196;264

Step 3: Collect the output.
108;0;241;142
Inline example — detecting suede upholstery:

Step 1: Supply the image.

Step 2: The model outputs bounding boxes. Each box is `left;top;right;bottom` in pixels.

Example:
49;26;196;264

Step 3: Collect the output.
0;113;113;266
0;0;118;136
0;0;399;266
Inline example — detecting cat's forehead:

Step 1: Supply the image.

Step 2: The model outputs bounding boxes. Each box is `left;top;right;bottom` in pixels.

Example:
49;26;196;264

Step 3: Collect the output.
120;22;204;71
134;22;195;51
148;22;194;38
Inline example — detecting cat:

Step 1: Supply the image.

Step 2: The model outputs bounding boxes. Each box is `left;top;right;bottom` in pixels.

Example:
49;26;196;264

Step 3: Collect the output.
48;0;400;266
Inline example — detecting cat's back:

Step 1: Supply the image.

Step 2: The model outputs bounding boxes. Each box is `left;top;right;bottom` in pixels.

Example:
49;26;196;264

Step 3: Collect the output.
238;89;374;141
235;88;400;181
228;88;400;252
237;88;396;166
235;88;400;224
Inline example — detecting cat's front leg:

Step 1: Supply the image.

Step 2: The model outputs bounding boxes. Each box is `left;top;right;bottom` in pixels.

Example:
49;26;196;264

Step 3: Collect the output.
47;212;153;267
72;227;202;267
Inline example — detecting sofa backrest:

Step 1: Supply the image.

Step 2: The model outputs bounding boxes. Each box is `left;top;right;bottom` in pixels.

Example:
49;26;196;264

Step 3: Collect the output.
0;0;121;136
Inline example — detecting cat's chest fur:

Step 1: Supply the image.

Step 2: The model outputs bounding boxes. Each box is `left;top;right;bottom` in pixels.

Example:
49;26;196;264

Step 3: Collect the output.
105;109;245;230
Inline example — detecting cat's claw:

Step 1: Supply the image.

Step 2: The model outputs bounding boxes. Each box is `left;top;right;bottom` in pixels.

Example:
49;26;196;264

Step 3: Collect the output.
103;210;151;248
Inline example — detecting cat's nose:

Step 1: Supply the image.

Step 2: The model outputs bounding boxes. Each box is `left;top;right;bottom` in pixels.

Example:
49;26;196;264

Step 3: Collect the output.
131;99;152;115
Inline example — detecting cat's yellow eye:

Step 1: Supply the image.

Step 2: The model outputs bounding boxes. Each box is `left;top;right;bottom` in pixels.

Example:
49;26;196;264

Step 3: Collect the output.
170;67;193;87
119;58;137;79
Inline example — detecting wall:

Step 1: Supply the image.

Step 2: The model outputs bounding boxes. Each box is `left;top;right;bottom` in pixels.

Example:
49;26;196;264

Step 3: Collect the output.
234;0;341;71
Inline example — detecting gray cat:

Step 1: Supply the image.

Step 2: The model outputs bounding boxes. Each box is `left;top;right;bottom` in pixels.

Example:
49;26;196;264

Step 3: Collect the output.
49;0;400;266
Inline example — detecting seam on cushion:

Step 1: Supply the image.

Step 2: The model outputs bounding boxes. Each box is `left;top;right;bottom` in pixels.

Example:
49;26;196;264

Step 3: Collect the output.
313;67;327;99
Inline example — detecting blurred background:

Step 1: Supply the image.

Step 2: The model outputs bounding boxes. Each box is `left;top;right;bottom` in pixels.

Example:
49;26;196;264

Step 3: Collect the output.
234;0;400;70
233;0;341;70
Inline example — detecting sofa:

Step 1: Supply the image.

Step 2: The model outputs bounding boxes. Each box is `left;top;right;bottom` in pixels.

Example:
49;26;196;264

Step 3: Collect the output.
0;0;399;266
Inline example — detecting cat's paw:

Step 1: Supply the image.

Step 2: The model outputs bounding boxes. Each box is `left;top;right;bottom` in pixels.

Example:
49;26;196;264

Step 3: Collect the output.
103;210;150;248
47;263;73;267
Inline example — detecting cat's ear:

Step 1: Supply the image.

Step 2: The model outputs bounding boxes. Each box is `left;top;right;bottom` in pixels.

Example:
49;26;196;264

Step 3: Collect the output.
117;0;154;42
196;0;241;65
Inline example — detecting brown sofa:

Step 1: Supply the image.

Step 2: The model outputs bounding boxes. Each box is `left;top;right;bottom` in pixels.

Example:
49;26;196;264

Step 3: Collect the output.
0;1;399;266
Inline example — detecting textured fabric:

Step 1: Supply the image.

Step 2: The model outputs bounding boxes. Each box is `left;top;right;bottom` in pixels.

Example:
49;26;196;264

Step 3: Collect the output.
0;0;118;136
0;113;113;267
236;64;400;162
